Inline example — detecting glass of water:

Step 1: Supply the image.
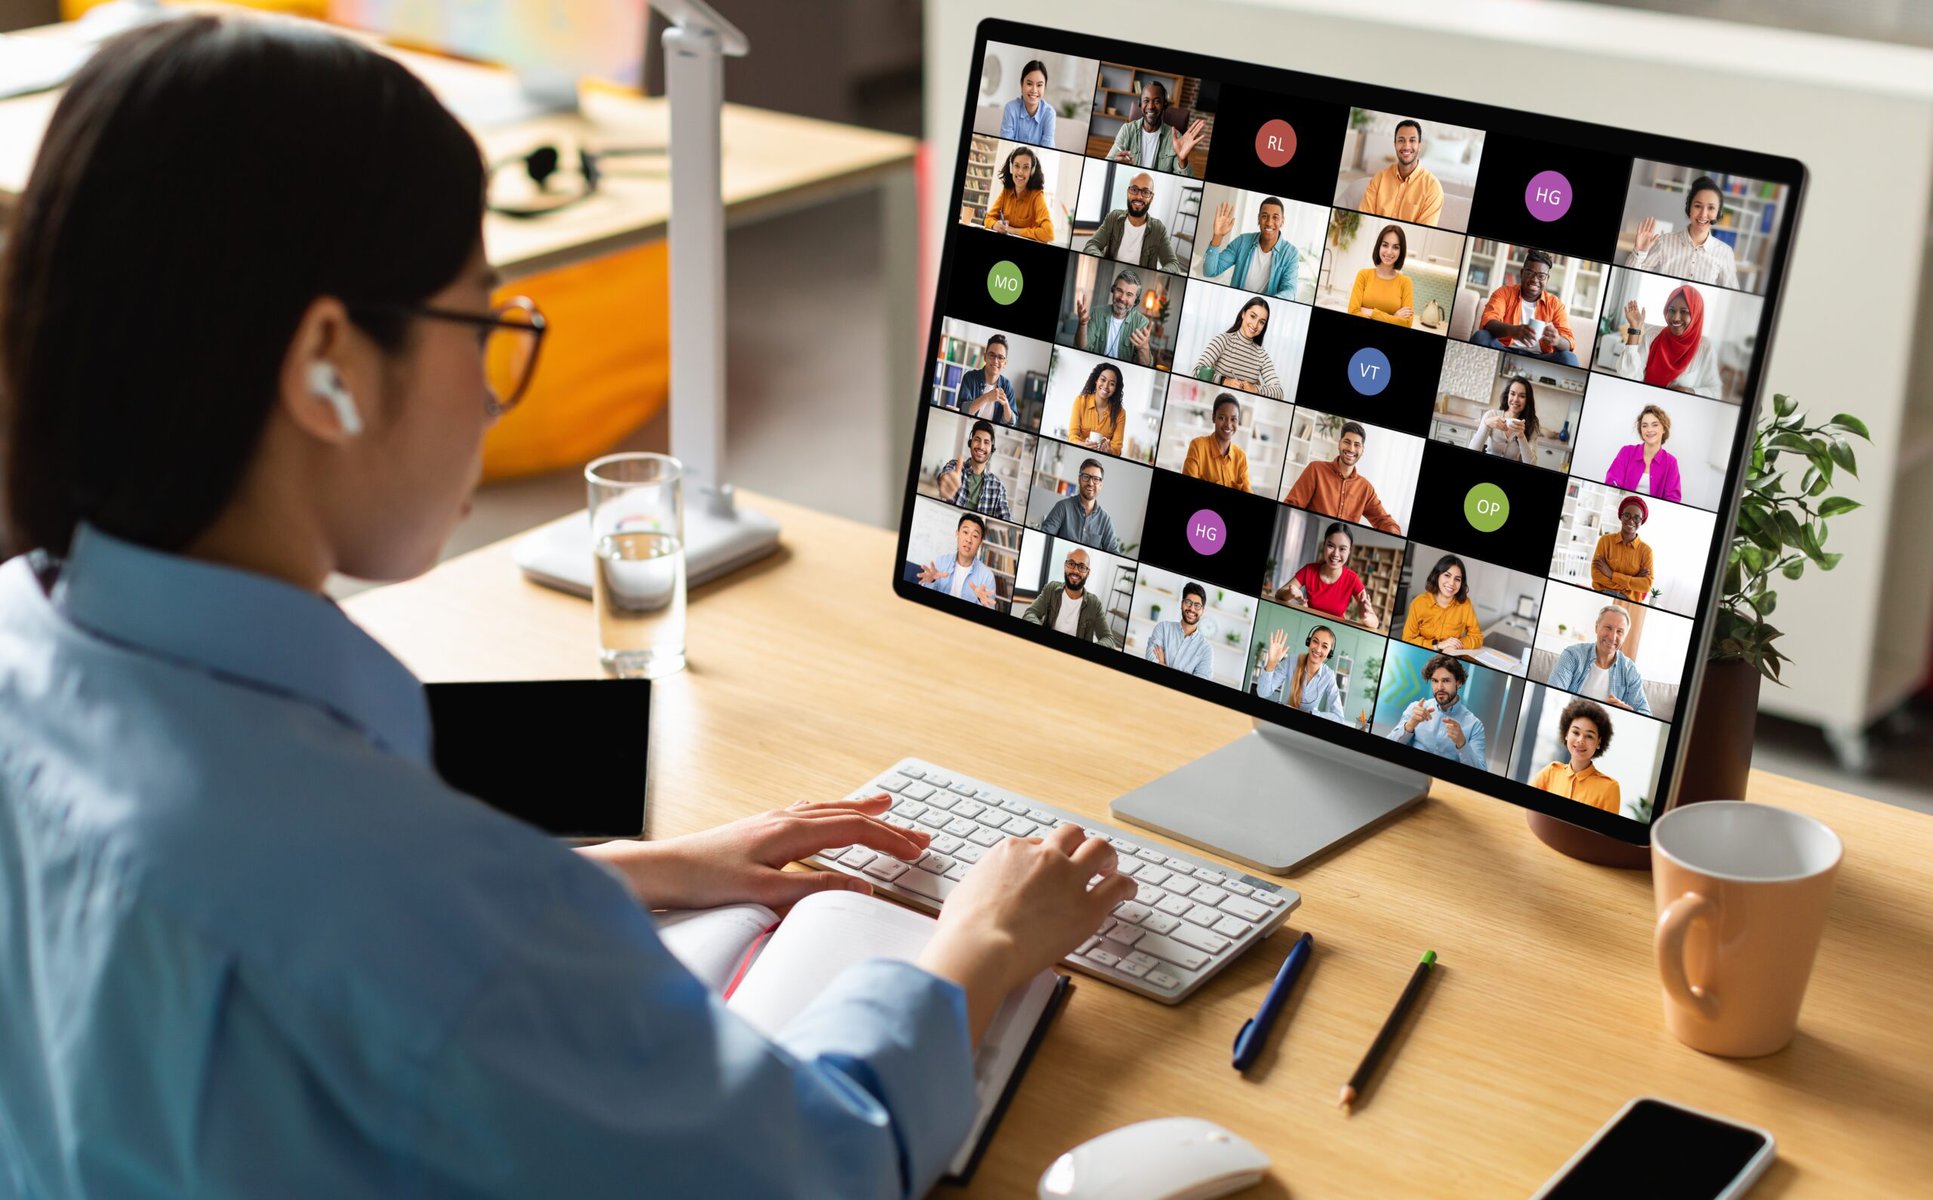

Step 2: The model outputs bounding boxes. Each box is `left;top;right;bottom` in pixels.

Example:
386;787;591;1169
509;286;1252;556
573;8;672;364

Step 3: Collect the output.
586;452;686;678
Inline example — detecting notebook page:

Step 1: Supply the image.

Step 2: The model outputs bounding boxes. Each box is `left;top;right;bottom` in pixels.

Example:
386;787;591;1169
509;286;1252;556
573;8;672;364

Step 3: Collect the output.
655;903;779;993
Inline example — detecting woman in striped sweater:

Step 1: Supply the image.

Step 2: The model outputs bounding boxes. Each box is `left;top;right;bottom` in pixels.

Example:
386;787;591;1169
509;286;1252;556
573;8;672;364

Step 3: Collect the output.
1192;296;1284;399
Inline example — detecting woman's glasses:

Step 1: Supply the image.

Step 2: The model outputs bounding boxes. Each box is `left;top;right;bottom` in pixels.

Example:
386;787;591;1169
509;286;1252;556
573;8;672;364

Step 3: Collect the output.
350;296;548;415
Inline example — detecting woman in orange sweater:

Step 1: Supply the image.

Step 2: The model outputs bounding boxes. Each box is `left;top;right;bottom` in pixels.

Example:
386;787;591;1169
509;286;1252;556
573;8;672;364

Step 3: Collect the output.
1068;361;1127;456
983;146;1055;242
1345;223;1415;326
1401;553;1484;652
1528;698;1622;814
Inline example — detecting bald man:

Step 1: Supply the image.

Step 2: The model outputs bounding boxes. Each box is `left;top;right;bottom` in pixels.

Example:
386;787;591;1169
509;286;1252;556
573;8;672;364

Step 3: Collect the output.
1020;547;1121;647
1082;171;1184;273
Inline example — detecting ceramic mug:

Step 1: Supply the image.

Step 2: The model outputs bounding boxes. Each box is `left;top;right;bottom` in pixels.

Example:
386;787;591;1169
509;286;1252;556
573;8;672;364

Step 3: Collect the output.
1651;802;1842;1057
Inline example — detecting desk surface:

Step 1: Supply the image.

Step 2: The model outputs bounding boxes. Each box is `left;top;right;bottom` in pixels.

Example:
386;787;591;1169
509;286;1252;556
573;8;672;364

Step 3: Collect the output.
345;493;1933;1198
0;14;916;280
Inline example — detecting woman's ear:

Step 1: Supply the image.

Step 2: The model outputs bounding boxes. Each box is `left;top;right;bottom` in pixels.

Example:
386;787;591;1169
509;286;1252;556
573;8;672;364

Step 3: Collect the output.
278;297;366;445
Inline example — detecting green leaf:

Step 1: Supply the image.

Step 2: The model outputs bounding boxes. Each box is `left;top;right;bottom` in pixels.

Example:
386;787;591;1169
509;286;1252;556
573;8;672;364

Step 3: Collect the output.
1815;551;1843;571
1767;433;1814;456
1781;558;1806;581
1828;437;1858;476
1828;413;1871;440
1774;509;1806;551
1807;472;1832;497
1801;521;1826;556
1723;559;1744;597
1752;590;1777;617
1816;496;1861;518
1773;392;1795;418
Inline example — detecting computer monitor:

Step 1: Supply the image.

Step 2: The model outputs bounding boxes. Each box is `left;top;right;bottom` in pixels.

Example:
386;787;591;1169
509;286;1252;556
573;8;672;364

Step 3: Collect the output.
897;19;1803;872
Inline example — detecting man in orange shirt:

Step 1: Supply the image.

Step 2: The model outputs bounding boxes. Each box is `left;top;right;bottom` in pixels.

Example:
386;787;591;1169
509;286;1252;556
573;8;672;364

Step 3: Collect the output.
1358;119;1444;226
1472;248;1579;366
1181;394;1252;492
1281;421;1402;534
1591;494;1655;603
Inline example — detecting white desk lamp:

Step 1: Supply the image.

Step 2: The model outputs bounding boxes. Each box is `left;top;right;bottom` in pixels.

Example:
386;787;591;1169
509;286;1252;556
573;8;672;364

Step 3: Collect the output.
514;0;782;596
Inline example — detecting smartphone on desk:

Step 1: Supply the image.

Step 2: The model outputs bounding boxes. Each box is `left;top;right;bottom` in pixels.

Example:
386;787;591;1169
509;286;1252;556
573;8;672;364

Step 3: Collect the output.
1532;1097;1774;1200
425;679;651;839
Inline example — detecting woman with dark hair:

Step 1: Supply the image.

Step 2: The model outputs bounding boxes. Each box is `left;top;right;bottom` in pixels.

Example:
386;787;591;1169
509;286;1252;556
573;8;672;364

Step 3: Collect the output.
1401;553;1485;652
1529;698;1623;813
998;58;1057;146
1269;521;1382;629
1253;623;1348;719
1069;360;1128;455
0;17;1129;1195
1468;374;1541;464
1345;223;1415;326
1192;295;1284;398
982;144;1055;242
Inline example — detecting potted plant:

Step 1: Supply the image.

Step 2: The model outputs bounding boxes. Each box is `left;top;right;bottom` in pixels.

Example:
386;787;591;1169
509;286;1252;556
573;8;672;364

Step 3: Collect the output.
1679;396;1869;804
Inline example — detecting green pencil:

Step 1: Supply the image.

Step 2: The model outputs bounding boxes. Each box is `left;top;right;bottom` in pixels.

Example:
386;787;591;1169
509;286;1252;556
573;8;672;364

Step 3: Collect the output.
1339;950;1436;1112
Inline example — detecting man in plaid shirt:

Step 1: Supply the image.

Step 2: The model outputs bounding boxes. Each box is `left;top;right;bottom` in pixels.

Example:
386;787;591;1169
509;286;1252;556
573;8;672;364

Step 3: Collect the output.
937;418;1012;521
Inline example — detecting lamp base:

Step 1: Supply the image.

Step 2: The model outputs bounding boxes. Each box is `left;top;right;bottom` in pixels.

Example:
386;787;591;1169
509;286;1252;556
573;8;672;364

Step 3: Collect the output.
513;503;780;598
1525;810;1651;870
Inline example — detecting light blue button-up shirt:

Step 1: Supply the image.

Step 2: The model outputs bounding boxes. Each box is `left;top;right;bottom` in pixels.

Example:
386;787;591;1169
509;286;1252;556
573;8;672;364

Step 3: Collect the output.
920;551;997;605
1145;620;1214;681
0;526;973;1198
1547;642;1653;716
1254;660;1346;720
998;96;1056;147
1387;696;1487;769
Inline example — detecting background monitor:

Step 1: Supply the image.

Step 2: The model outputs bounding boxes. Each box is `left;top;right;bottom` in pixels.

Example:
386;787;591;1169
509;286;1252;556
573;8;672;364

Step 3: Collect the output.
897;19;1803;865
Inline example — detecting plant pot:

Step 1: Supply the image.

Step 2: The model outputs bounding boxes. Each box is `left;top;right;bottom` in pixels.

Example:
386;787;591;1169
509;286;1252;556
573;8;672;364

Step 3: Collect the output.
1674;658;1761;805
1526;658;1760;870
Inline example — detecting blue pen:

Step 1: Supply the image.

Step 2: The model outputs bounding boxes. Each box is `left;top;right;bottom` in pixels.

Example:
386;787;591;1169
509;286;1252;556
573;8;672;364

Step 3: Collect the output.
1232;931;1313;1071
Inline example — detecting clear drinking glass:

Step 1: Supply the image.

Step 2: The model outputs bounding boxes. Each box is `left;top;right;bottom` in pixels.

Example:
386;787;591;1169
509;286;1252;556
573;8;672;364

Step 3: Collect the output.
586;452;687;678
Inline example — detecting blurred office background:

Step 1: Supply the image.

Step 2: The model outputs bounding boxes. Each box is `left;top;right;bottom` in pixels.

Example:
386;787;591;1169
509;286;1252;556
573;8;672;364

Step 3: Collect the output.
5;0;1928;812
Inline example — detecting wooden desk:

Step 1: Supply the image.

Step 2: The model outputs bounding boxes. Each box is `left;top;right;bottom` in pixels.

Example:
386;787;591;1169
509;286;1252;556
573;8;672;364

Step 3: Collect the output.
346;494;1933;1197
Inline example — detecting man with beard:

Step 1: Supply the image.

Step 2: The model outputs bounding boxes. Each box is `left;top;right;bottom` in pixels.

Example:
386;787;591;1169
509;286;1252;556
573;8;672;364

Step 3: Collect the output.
1144;581;1215;680
1107;80;1206;176
1201;195;1299;299
1359;119;1444;226
1591;495;1655;605
1035;458;1122;554
1625;175;1739;289
1082;172;1184;272
917;513;1002;609
936;419;1013;521
1074;268;1155;365
1387;653;1487;768
1473;248;1579;365
1547;603;1654;715
1281;421;1403;534
1021;547;1120;647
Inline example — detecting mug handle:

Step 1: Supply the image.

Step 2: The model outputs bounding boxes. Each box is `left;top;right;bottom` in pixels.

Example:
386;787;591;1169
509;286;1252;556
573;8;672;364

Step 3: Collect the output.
1656;891;1720;1020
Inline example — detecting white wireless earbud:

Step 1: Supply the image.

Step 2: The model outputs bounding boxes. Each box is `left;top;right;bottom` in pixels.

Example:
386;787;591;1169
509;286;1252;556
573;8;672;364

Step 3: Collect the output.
307;361;363;438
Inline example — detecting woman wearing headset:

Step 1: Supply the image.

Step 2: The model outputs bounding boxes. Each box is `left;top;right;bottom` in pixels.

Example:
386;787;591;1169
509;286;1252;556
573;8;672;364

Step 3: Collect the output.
0;18;1132;1197
1252;623;1348;719
1625;175;1740;290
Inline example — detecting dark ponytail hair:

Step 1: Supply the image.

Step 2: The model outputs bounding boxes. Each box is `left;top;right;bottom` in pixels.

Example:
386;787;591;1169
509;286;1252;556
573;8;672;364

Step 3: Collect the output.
1;15;485;556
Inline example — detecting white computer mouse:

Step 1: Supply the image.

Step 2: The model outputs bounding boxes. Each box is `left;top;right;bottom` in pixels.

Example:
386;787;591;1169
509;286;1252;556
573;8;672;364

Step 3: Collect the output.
1037;1116;1271;1200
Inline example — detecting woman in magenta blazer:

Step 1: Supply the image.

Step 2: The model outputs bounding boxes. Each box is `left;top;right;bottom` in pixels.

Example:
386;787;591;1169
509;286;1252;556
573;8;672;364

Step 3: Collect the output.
1602;403;1683;503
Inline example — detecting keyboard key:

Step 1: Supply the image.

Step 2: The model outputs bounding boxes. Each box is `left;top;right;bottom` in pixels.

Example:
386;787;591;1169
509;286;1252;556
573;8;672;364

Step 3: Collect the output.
944;818;977;837
1084;948;1120;968
915;810;950;830
1124;951;1161;972
1099;937;1139;960
1133;932;1209;972
1141;912;1181;935
929;834;964;855
862;858;909;882
1116;859;1142;878
1154;895;1193;918
1253;889;1285;908
956;843;985;863
1004;818;1039;837
1028;808;1057;824
1138;866;1171;886
1172;924;1232;955
1214;916;1250;939
1113;901;1151;924
967;827;1004;848
1224;880;1253;897
950;783;979;798
1185;904;1221;927
1000;798;1030;814
953;799;985;819
1193;868;1223;883
1116;957;1151;978
944;862;968;881
1163;877;1197;898
922;791;957;812
1144;968;1184;991
895;800;926;820
1135;883;1162;906
1221;896;1269;923
1105;925;1142;948
838;847;876;868
1191;884;1229;908
897;869;950;901
926;776;951;789
901;782;935;801
876;776;911;793
900;766;925;779
915;852;950;875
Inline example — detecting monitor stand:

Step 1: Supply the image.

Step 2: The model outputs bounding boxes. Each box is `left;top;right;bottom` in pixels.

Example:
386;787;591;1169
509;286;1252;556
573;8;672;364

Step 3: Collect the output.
1111;719;1429;875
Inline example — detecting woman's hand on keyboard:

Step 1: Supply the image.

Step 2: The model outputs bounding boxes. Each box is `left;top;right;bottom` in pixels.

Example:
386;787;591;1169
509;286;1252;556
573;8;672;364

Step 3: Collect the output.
918;823;1137;1041
577;794;930;909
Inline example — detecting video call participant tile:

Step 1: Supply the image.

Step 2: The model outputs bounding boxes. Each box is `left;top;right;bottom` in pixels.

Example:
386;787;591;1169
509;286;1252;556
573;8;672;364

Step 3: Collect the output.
1451;239;1607;373
1137;470;1276;598
1041;346;1168;466
1055;253;1188;373
945;226;1067;342
1009;532;1136;652
1123;562;1258;690
1278;409;1425;537
1170;279;1310;405
1433;341;1587;475
1247;600;1388;727
1206;83;1348;205
1294;306;1443;438
1392;540;1547;678
1086;63;1220;181
970;43;1101;155
1333;107;1489;235
1189;183;1326;307
961;135;1085;250
1071;159;1204;276
1568;375;1744;514
931;318;1053;432
1407;440;1566;579
1547;483;1717;621
1025;437;1154;558
902;495;1024;613
1261;507;1407;636
1594;266;1763;406
1153;379;1295;499
1468;132;1629;265
1507;682;1673;825
1528;580;1693;724
914;407;1041;528
1313;212;1466;341
1370;640;1525;776
1614;161;1793;297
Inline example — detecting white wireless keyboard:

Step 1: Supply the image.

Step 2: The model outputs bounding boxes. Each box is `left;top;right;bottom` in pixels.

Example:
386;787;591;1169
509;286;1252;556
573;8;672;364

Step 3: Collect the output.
806;758;1301;1003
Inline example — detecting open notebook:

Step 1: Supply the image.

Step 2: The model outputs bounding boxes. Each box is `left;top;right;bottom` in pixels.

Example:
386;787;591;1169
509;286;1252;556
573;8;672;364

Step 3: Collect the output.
656;890;1068;1181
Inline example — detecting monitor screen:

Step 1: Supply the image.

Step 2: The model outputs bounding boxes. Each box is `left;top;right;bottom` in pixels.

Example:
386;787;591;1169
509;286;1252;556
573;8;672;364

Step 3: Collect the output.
896;20;1803;845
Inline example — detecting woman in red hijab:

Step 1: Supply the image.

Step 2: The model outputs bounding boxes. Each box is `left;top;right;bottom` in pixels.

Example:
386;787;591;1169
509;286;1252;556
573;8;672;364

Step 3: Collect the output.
1610;282;1720;398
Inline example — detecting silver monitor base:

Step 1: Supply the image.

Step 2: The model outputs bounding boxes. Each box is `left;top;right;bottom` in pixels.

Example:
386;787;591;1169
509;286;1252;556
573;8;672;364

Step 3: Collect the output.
512;502;781;598
1110;721;1429;875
